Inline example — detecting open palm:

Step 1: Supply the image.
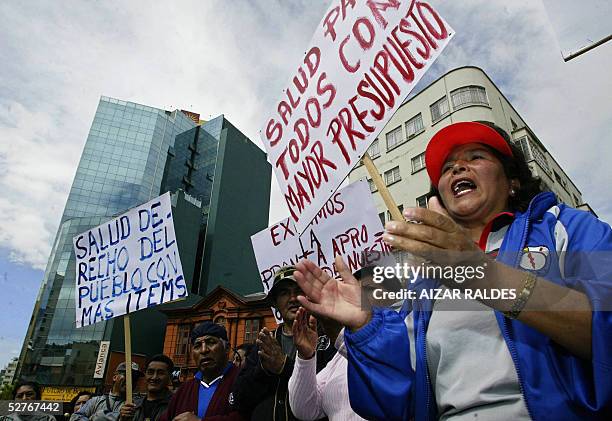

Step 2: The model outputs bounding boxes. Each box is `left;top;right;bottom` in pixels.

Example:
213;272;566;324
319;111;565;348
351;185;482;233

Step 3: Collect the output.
292;308;318;359
294;256;370;331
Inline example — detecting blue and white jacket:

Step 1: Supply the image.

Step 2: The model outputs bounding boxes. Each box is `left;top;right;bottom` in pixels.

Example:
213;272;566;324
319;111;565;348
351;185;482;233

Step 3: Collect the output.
344;192;612;420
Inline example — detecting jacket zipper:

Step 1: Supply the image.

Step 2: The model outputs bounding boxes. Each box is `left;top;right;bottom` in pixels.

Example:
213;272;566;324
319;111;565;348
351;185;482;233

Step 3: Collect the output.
502;317;535;420
501;210;535;420
418;301;432;421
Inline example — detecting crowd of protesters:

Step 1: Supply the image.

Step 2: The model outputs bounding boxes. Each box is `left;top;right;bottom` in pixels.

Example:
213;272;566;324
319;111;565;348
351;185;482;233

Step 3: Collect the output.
5;121;612;420
3;264;383;421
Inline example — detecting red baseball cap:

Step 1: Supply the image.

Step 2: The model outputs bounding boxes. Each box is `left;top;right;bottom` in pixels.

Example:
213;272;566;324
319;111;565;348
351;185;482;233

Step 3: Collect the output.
425;121;513;187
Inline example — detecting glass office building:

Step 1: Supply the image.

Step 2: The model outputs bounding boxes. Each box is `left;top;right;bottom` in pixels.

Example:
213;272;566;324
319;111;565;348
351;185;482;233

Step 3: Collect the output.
162;115;223;216
17;97;196;386
161;116;272;296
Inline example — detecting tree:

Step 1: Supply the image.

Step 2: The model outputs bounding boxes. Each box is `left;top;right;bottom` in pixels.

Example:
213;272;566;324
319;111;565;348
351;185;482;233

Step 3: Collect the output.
0;382;15;399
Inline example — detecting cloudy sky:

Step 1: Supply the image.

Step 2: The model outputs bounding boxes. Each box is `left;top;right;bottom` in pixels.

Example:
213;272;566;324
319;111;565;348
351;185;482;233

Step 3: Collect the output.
0;0;610;368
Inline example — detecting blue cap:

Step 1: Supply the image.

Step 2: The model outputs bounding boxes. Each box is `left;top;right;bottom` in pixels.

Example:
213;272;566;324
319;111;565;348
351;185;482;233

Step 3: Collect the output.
190;321;228;344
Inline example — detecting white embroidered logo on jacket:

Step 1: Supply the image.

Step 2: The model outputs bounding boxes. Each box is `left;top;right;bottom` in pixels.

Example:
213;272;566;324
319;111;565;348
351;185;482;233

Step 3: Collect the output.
519;246;550;271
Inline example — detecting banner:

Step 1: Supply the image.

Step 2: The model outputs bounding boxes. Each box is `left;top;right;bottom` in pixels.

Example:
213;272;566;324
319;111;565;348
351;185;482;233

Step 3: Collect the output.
41;386;96;402
73;192;187;328
251;180;393;320
261;0;454;232
93;340;110;379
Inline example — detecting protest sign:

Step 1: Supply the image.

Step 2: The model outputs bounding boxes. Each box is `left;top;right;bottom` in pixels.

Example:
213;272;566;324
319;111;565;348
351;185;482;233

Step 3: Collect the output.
73;192;187;328
261;0;454;232
251;180;393;321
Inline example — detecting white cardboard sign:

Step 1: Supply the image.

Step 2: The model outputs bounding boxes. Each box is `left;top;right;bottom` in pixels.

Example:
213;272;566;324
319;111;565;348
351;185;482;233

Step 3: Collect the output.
251;180;393;321
73;192;187;328
261;0;454;232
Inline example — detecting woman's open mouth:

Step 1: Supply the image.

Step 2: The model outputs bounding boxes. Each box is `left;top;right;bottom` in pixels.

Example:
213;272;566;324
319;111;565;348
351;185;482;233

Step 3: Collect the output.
452;178;477;197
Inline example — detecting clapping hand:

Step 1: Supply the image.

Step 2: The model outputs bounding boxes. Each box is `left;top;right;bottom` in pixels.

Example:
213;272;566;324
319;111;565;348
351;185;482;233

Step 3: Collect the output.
256;327;286;374
292;308;317;359
294;256;370;331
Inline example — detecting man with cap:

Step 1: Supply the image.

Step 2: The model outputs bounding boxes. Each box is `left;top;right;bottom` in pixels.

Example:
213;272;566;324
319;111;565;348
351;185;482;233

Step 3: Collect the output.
232;266;335;421
160;321;243;421
71;361;143;421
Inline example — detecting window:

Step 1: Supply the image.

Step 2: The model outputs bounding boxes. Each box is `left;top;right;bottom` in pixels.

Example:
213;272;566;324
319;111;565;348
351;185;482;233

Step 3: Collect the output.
384;166;401;185
367;139;380;158
514;137;533;160
386;126;403;150
516;136;549;173
573;194;581;206
411;153;426;173
405;114;424;139
244;318;260;343
531;143;550;173
430;96;450;121
531;146;550;172
368;179;377;193
511;119;518;130
416;194;428;208
451;86;488;108
554;170;564;186
387;205;403;221
378;212;385;226
175;324;191;356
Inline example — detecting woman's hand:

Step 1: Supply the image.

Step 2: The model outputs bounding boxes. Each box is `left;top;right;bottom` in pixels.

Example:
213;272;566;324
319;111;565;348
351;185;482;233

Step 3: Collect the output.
292;308;318;359
383;197;485;270
294;256;370;331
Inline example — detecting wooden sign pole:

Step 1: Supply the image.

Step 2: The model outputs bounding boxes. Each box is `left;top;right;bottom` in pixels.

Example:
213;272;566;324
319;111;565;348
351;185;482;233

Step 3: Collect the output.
361;152;404;222
123;315;133;404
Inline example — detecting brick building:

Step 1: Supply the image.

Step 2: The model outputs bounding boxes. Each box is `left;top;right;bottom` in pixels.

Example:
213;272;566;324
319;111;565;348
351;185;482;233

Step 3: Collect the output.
161;286;276;380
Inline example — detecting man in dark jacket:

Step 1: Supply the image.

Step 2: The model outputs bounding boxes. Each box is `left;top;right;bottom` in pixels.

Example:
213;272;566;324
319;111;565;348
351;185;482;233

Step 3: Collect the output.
232;266;335;421
71;361;143;421
120;355;174;421
160;322;243;421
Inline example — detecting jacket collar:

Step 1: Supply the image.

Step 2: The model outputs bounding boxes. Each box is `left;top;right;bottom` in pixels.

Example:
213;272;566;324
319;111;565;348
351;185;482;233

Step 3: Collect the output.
515;191;557;222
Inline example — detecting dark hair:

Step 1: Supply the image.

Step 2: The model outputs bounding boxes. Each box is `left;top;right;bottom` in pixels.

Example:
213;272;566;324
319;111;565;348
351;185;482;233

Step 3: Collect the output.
354;265;402;292
236;343;255;353
429;121;543;213
145;354;174;373
13;380;41;400
69;391;94;414
232;343;255;366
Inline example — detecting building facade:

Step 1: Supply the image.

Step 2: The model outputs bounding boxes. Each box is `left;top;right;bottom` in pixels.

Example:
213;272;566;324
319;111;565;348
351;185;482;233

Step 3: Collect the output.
1;358;18;386
17;97;271;389
17;97;196;387
349;66;585;222
161;286;275;380
161;116;272;296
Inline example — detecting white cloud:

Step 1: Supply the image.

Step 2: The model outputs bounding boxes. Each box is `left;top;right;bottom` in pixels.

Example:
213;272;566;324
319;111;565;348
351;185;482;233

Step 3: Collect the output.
0;0;611;274
0;0;328;268
0;336;21;370
0;101;79;268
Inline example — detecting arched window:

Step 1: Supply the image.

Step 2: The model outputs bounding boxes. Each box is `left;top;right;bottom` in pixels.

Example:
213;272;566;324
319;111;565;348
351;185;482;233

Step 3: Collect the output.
244;318;261;343
450;86;488;108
